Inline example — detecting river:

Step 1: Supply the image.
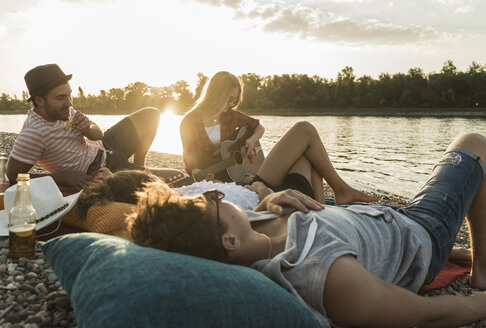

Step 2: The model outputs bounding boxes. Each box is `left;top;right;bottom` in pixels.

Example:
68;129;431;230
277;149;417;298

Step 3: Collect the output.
1;113;485;199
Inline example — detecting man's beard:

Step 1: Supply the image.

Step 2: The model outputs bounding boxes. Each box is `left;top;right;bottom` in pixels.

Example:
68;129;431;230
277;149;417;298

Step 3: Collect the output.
45;102;69;121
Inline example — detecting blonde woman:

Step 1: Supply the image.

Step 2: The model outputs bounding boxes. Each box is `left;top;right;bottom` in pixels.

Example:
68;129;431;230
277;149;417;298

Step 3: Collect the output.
180;71;265;182
181;72;377;204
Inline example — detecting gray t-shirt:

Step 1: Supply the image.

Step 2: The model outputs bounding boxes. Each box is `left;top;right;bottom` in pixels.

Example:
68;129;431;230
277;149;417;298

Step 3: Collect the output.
250;204;432;328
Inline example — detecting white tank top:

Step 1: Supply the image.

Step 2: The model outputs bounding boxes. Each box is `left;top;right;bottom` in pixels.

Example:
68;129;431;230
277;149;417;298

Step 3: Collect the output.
204;124;221;144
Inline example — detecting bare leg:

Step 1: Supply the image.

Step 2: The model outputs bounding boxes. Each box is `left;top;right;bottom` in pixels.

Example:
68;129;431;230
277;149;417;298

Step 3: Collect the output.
127;107;160;166
257;121;379;204
310;167;326;203
450;247;472;261
446;133;486;289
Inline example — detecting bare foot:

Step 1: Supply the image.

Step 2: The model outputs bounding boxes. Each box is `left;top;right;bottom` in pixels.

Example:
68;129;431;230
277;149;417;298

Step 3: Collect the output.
334;187;380;205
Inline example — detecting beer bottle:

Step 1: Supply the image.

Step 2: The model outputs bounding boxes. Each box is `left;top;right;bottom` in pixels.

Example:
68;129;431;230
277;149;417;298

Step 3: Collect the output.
8;173;36;259
0;153;9;193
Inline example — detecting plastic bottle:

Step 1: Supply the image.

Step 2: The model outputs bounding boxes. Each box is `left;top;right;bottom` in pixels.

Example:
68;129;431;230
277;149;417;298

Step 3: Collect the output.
0;153;9;193
8;173;36;259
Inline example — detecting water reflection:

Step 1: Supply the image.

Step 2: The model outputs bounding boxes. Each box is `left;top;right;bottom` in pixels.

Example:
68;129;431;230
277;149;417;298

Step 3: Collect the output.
1;114;485;199
255;115;486;199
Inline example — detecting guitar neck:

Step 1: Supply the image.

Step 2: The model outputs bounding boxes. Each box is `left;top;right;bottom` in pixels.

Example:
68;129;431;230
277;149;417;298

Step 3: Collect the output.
165;174;195;188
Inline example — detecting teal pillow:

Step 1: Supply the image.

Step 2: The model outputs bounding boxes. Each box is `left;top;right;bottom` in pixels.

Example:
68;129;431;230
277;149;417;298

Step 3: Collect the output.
40;233;321;328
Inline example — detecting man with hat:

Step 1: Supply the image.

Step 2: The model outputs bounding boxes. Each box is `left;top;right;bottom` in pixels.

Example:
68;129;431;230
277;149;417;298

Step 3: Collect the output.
7;64;182;191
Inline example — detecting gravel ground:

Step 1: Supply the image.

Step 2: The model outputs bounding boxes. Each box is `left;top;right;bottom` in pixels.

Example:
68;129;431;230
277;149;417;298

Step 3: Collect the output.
1;131;485;327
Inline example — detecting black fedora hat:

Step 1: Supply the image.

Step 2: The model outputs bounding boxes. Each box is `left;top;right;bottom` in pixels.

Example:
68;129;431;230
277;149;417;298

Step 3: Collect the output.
24;64;72;102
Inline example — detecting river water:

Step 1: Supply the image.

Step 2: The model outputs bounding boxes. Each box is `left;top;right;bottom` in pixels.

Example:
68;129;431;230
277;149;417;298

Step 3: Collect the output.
1;113;485;199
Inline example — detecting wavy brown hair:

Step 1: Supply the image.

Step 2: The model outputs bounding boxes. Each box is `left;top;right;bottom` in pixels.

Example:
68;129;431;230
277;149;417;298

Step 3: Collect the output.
77;170;158;219
128;182;231;263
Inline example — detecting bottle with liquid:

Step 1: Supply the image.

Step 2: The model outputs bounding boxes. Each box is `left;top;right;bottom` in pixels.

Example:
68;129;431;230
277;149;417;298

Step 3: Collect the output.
0;153;9;193
8;173;36;259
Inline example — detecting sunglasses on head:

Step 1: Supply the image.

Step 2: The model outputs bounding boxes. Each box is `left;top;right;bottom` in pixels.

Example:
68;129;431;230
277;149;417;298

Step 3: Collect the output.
203;189;225;225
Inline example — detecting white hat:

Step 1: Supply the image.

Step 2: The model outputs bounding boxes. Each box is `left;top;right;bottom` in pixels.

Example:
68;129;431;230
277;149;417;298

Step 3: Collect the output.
0;176;81;236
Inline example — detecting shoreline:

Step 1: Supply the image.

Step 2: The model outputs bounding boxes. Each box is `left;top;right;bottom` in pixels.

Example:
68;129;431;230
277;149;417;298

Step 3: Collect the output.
1;108;485;118
0;132;484;327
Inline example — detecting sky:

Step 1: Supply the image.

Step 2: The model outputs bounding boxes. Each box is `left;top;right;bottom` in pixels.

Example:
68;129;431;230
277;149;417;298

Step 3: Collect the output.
1;0;485;98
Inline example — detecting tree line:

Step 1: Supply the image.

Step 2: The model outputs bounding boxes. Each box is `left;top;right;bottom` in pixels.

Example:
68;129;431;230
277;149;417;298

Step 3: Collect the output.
1;60;485;115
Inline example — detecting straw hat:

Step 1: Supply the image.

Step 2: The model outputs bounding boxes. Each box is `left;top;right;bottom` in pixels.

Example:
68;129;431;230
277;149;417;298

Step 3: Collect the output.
0;176;81;236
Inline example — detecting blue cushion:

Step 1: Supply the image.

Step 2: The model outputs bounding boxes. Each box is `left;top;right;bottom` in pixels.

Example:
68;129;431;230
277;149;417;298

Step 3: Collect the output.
40;233;321;328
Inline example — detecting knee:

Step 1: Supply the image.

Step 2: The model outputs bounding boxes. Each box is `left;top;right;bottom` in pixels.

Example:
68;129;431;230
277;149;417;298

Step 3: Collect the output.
140;107;161;126
452;133;486;157
292;121;318;138
131;107;160;132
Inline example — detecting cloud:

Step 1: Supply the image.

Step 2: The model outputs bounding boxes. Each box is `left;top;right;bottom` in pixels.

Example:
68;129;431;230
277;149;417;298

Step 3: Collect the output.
193;0;441;45
0;25;7;39
432;0;474;6
0;0;38;18
455;4;474;13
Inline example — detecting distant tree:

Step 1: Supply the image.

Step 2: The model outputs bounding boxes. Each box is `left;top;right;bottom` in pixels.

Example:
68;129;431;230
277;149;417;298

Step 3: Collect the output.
335;66;356;107
239;73;263;111
4;63;486;115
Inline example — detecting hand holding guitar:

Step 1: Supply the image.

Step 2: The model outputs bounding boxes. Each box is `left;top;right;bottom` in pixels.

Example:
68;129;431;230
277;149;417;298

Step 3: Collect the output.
245;137;257;163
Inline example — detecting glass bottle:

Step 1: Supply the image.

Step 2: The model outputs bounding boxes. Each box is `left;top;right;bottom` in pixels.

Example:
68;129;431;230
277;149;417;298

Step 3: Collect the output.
0;153;9;193
8;173;36;259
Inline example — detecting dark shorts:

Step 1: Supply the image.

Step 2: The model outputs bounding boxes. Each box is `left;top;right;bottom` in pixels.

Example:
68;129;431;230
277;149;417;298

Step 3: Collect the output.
397;148;486;285
252;173;314;199
102;117;145;172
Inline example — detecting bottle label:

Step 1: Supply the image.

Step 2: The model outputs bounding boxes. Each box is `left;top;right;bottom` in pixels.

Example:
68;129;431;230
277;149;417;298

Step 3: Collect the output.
9;224;36;259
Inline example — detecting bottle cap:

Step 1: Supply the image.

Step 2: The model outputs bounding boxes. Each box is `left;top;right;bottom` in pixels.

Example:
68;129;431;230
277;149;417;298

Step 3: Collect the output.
16;173;30;181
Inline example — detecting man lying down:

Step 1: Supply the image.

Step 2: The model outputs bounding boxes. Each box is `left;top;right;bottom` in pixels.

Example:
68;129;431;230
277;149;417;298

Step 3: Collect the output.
127;132;486;328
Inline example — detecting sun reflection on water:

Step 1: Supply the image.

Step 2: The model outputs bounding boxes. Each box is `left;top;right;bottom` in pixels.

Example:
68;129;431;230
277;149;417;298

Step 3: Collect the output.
153;109;183;155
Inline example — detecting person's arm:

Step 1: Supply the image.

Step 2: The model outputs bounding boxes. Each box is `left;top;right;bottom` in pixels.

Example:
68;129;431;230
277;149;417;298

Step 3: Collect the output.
254;189;324;214
72;111;103;141
245;123;265;161
245;181;271;201
6;157;35;185
7;157;90;191
324;255;486;328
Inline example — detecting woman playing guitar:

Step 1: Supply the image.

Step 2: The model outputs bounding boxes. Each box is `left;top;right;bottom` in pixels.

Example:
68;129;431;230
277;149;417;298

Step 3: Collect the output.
180;71;265;182
180;71;377;204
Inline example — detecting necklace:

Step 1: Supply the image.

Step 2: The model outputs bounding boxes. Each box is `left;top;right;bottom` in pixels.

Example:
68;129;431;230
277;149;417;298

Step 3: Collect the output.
262;233;272;259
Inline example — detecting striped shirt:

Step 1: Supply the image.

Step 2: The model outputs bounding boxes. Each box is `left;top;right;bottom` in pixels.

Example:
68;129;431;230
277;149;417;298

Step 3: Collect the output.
10;108;104;173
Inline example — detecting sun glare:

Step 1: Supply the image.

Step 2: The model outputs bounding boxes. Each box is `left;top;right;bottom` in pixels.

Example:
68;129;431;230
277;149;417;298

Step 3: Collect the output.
153;107;184;155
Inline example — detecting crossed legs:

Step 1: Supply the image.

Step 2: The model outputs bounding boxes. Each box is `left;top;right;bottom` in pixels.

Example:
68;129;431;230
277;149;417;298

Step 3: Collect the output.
257;121;378;204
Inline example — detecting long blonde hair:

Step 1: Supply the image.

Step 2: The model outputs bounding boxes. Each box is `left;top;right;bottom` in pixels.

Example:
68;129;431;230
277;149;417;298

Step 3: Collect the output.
192;71;243;119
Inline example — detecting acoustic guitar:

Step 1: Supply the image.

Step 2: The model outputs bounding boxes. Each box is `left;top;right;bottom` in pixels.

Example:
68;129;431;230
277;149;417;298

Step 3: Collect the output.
166;126;265;187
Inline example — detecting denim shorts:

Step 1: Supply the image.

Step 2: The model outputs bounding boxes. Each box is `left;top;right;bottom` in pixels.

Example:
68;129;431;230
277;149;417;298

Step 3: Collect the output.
397;148;486;285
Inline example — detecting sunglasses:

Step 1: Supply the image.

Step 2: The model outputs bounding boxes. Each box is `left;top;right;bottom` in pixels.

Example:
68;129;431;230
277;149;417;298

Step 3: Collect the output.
203;189;225;225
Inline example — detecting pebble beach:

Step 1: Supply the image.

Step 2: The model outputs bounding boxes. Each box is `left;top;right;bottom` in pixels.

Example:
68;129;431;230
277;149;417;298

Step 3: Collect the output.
1;131;485;327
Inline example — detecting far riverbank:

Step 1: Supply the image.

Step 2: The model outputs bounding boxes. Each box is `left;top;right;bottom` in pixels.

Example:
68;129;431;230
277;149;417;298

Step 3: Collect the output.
1;107;485;117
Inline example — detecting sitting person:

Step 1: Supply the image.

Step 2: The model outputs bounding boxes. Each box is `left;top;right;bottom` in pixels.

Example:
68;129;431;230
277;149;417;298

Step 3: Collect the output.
7;63;181;191
128;132;486;327
180;71;265;182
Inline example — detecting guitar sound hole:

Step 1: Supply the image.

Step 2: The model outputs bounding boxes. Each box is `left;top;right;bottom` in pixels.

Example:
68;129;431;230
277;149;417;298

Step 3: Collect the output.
234;151;243;165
